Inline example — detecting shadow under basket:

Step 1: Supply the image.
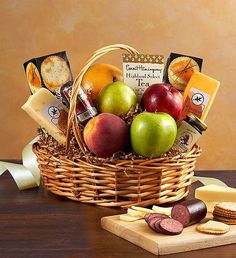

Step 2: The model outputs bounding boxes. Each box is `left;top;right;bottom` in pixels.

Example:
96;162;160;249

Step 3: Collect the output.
32;44;202;208
33;140;201;209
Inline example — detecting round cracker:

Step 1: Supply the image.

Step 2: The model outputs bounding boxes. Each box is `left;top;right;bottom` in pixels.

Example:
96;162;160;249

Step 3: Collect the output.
26;62;42;94
215;202;236;212
197;220;230;234
168;56;200;91
213;215;236;225
41;55;70;92
197;228;229;235
213;210;236;219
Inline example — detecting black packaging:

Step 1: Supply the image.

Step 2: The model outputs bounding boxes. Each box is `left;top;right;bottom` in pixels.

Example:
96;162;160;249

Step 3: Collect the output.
163;53;203;91
23;51;73;102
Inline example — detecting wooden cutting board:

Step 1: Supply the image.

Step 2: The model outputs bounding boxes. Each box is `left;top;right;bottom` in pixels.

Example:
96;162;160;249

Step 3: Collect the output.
101;215;236;255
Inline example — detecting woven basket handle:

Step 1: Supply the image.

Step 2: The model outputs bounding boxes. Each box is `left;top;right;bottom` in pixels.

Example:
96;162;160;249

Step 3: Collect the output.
66;44;140;153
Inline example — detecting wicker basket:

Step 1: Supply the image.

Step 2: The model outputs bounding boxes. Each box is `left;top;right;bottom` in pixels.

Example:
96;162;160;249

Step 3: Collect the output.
33;44;202;208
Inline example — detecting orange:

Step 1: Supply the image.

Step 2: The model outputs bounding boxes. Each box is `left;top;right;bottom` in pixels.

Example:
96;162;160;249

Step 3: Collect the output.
81;63;123;101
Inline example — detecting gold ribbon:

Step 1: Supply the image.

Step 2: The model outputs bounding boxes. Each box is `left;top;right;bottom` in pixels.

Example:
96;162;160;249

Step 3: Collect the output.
0;137;228;191
0;138;40;190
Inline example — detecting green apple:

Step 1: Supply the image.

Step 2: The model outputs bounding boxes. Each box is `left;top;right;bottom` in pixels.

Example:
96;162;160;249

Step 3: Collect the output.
130;112;177;157
96;81;137;115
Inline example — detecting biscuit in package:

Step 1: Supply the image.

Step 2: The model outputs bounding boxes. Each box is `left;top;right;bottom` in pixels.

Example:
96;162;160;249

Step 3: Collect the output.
164;53;203;91
23;51;73;102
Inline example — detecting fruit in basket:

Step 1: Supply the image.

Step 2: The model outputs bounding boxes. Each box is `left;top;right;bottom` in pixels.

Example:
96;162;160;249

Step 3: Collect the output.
97;81;137;115
130;112;177;157
83;113;129;157
141;83;183;121
81;63;123;101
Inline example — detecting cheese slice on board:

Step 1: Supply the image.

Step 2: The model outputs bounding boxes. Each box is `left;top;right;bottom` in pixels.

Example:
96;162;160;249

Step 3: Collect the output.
195;184;236;212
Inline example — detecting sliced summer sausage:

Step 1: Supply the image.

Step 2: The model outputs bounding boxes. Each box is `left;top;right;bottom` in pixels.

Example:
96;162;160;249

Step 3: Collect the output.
144;213;152;223
148;217;164;232
153;217;168;233
171;199;207;227
159;218;183;235
145;213;169;233
144;213;169;223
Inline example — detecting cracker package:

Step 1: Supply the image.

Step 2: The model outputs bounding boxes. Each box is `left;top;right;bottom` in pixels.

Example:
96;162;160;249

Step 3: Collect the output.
23;51;73;102
164;53;203;91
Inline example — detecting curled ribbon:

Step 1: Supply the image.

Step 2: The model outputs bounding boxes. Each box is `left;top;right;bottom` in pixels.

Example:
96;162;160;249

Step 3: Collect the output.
0;138;40;190
192;176;228;187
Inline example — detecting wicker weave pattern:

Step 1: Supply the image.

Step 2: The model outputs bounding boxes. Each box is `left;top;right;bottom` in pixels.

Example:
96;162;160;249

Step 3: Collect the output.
33;143;201;208
33;44;202;208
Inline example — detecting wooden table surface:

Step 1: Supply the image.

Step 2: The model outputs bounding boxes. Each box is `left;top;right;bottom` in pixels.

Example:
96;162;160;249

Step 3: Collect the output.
0;169;235;258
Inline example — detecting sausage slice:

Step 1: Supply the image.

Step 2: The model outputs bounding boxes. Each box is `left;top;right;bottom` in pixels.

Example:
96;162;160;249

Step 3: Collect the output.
148;217;162;231
144;213;169;223
159;218;183;235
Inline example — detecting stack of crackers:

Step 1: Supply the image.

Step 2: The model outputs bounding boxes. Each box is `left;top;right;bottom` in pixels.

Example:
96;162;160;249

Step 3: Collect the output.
197;202;236;235
213;202;236;225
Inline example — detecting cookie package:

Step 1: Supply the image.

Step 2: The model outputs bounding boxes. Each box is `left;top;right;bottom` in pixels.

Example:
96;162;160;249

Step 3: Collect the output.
23;51;74;101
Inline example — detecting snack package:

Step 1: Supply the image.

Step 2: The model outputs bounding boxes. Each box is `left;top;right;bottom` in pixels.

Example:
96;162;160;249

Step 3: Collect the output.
23;51;73;103
164;53;203;91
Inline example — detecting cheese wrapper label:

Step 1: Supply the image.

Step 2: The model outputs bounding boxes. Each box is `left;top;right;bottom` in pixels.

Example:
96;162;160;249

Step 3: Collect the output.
122;54;164;99
180;72;220;121
22;88;68;145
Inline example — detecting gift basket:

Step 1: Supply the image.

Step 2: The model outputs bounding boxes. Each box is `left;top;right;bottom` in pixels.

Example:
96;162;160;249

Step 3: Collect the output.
22;44;219;208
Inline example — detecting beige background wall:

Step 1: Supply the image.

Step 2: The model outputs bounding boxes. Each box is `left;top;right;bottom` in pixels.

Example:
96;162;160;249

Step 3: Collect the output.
0;0;235;169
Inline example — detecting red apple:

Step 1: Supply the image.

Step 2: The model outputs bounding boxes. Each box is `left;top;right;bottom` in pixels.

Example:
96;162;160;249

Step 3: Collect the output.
141;83;183;121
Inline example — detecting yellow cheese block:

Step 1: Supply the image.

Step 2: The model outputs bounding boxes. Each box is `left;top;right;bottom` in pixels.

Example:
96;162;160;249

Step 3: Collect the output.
22;88;68;144
195;184;236;204
181;71;220;121
195;184;236;213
